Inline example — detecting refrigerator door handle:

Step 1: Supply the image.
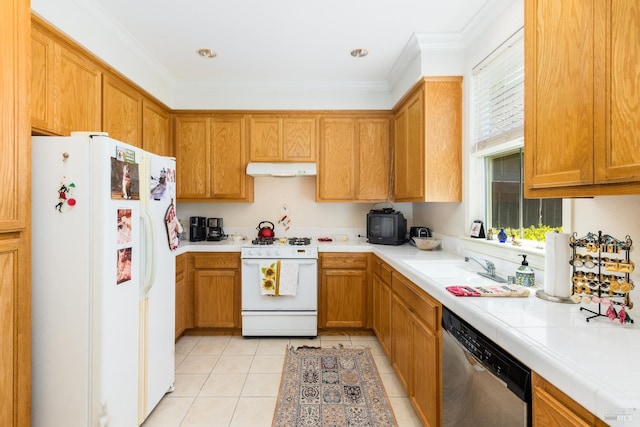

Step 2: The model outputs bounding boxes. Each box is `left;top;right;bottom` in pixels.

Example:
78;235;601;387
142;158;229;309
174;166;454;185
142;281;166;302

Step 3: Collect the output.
141;207;156;297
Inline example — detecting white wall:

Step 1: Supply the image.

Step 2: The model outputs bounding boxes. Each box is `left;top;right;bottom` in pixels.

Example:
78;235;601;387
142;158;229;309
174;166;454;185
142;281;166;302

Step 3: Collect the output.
178;177;413;237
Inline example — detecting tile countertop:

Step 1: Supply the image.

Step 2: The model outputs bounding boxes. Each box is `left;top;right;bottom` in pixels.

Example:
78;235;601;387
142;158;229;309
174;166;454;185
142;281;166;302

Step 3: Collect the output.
176;240;640;426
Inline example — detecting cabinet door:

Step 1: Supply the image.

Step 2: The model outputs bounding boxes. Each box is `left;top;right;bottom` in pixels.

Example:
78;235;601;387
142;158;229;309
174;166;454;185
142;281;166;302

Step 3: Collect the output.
424;80;462;202
142;98;171;157
102;75;143;147
210;117;251;200
391;294;412;392
412;318;440;427
175;116;210;199
394;91;424;201
31;24;55;132
525;0;596;189
320;269;368;328
393;107;409;198
175;254;187;338
58;44;102;136
249;117;282;161
194;269;240;328
283;118;316;162
317;118;355;200
595;2;640;183
372;273;392;358
356;118;390;201
0;239;30;427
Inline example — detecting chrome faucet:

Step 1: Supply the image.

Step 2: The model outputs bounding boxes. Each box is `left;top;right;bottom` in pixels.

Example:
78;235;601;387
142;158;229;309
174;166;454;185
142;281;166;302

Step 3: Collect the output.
464;257;507;283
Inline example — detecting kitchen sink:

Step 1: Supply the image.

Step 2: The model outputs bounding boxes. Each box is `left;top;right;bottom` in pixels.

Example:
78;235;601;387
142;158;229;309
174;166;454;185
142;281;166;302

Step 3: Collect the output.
403;260;496;284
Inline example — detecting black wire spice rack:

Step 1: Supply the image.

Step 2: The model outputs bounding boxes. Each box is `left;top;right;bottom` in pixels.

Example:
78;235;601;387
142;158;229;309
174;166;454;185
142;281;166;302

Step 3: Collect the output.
569;231;634;324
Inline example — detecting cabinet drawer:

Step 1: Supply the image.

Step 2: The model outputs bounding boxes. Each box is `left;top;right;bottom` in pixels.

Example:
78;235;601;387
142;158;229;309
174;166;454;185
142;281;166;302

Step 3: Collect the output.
392;272;440;331
191;253;240;269
380;263;392;285
321;253;368;269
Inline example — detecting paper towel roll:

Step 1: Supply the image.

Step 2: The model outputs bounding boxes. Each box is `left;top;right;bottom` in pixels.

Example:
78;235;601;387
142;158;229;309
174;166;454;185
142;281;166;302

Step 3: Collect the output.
544;232;572;298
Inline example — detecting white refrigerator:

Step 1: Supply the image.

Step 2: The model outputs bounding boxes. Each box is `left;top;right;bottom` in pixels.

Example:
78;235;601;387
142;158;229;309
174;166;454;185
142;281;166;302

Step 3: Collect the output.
31;133;180;427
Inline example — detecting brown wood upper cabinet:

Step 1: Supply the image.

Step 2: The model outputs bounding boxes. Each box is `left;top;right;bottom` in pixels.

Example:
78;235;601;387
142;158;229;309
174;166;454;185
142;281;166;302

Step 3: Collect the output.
31;17;102;136
142;98;172;157
174;114;253;201
317;115;391;202
525;0;640;198
393;77;462;202
249;115;316;162
102;74;143;147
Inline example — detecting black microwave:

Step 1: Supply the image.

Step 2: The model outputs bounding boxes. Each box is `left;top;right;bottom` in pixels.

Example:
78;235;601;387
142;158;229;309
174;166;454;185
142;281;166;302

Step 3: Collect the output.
366;209;407;245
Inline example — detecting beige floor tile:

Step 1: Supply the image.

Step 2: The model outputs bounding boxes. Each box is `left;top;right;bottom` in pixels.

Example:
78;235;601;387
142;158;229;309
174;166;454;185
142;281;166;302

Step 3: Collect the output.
320;337;352;348
230;397;277;427
222;337;260;355
255;338;290;355
175;354;186;367
212;355;254;374
200;374;247;397
175;336;201;356
349;334;378;341
141;396;193;427
289;337;321;348
352;339;385;356
172;373;208;397
373;354;395;374
249;355;285;374
176;355;219;374
389;397;423;426
241;373;281;397
181;397;238;427
189;336;231;356
380;373;407;397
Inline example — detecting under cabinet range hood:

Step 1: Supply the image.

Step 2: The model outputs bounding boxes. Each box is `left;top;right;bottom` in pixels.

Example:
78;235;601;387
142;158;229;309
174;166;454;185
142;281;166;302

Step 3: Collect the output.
246;162;317;177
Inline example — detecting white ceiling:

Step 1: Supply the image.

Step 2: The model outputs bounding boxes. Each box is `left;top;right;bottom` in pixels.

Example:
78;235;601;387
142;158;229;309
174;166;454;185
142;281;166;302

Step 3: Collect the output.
92;0;490;87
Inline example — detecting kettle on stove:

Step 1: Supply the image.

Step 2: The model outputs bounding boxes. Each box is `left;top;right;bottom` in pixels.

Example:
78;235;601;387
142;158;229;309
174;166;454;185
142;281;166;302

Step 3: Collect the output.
256;221;275;238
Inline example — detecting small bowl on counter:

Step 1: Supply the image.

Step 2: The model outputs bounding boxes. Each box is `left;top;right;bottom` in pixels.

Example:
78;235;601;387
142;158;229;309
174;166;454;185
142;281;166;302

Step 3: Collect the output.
410;237;442;251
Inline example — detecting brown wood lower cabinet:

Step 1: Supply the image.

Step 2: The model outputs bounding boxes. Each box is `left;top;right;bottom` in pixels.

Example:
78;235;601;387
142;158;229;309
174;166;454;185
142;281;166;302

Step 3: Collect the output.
191;253;241;328
175;253;188;338
384;265;441;427
319;253;369;328
532;372;607;427
371;256;392;357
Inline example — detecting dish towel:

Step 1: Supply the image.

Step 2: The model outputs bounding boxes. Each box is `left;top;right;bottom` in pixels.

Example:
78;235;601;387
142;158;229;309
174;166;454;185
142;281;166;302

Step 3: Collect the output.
259;260;299;296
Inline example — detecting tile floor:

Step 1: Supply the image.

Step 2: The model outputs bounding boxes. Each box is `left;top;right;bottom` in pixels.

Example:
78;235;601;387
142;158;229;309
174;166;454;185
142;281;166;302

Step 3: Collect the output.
142;334;422;426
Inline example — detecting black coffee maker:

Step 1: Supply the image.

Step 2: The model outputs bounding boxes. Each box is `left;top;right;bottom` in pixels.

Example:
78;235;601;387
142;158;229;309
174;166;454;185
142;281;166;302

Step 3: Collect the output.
189;216;206;241
206;217;224;241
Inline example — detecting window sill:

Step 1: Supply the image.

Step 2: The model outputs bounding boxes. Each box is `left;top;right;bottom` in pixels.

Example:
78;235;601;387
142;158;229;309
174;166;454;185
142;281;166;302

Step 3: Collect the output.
460;236;545;270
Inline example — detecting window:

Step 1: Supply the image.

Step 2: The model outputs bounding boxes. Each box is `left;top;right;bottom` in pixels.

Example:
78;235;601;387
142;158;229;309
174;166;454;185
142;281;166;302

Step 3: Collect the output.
486;149;562;241
473;28;562;242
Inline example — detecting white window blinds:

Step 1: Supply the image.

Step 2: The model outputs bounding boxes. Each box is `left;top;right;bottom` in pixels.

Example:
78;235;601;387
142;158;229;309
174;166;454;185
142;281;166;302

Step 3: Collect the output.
473;28;524;154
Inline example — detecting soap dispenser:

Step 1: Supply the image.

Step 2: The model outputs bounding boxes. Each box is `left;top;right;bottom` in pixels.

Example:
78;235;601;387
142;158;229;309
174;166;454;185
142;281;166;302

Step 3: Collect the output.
516;254;535;287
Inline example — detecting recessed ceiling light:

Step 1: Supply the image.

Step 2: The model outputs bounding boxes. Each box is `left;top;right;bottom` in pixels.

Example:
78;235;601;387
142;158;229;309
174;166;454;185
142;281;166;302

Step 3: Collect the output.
197;48;217;59
350;48;368;58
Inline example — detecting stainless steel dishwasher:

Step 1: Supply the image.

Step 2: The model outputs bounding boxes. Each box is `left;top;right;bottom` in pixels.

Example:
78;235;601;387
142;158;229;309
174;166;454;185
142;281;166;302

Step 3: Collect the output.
442;307;532;427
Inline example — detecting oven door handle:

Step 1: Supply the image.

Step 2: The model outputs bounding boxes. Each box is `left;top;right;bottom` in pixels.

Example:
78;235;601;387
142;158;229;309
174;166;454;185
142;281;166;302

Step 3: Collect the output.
242;260;317;266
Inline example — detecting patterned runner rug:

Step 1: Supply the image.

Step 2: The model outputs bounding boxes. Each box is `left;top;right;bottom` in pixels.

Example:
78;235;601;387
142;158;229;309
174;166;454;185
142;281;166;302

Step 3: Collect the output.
272;345;397;426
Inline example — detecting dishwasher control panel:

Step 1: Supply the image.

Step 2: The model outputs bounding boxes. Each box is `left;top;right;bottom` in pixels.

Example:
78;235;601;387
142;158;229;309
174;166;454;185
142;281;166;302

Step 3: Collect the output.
442;307;531;402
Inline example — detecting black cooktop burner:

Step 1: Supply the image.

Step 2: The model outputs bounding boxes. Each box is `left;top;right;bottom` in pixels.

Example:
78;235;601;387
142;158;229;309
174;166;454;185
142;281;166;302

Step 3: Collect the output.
251;237;275;245
288;237;311;246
